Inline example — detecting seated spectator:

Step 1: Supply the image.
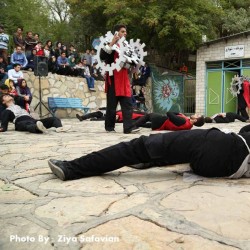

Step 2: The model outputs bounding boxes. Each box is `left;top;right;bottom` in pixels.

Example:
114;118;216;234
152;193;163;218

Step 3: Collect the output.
0;25;10;66
16;78;32;112
0;84;9;120
43;44;51;58
81;49;92;67
0;56;8;84
45;40;54;57
57;52;71;75
82;58;95;91
48;55;58;74
33;33;40;43
133;63;151;86
68;56;79;76
0;94;71;133
5;79;18;96
9;46;28;70
68;45;79;62
25;49;37;71
133;86;147;111
0;83;9;94
61;44;68;57
131;112;205;131
7;63;24;86
24;31;37;57
35;42;44;56
205;112;248;123
91;62;104;81
54;42;62;58
90;49;97;66
179;63;188;73
13;27;25;51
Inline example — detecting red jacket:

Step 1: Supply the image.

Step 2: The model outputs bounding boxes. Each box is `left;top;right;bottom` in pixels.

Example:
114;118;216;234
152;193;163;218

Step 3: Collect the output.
243;80;250;108
105;51;131;97
155;113;193;131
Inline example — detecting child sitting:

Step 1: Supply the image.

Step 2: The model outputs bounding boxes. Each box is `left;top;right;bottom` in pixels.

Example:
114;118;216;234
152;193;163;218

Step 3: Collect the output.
5;79;18;96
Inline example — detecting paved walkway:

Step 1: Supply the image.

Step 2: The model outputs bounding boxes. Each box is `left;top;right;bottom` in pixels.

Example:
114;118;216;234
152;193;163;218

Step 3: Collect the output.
0;119;250;250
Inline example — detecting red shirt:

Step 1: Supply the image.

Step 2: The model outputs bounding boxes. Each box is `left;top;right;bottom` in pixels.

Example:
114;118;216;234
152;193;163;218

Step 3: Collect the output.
155;114;193;131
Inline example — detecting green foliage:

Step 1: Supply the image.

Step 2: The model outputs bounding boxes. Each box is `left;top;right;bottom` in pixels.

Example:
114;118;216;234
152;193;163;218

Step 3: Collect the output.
1;0;250;54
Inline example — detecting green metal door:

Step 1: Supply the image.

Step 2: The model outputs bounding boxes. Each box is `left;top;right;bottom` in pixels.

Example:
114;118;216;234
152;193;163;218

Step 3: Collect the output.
206;71;222;116
242;69;250;76
224;71;237;112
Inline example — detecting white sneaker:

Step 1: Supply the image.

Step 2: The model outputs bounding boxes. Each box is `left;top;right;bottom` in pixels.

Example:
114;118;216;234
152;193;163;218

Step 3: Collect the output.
36;121;47;133
56;125;72;133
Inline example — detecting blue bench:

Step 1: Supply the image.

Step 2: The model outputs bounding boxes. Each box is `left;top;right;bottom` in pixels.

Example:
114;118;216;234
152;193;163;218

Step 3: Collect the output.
48;97;90;116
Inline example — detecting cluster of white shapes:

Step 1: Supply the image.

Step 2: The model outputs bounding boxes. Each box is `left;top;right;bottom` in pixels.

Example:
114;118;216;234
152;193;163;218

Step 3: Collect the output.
230;75;243;96
95;31;147;76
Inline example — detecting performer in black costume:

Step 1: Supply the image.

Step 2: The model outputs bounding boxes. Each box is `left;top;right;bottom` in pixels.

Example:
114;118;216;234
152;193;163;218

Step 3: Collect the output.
49;126;250;180
204;112;248;123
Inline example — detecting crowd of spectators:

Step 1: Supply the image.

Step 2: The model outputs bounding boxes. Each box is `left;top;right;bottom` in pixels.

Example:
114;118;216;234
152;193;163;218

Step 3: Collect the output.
0;25;151;120
0;25;105;93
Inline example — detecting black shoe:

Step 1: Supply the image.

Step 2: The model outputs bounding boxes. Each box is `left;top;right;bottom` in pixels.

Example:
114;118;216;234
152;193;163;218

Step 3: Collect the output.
124;127;140;134
76;114;83;121
48;159;67;181
128;163;151;169
106;129;116;133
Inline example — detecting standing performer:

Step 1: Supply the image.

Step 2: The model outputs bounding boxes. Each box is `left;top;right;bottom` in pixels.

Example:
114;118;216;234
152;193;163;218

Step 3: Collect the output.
100;24;139;134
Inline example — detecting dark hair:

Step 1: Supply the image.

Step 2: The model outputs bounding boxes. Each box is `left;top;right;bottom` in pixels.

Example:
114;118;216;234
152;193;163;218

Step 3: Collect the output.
204;117;213;123
193;116;205;127
0;93;10;106
0;94;5;104
46;40;53;46
0;85;9;90
56;41;62;47
113;24;127;32
0;25;4;29
13;63;21;68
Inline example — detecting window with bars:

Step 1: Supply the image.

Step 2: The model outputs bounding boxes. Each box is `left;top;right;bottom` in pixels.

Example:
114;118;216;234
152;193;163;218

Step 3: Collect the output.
206;61;222;69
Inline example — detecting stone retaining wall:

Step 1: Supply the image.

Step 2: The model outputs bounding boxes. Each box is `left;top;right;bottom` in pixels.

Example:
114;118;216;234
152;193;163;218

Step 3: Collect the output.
23;71;153;118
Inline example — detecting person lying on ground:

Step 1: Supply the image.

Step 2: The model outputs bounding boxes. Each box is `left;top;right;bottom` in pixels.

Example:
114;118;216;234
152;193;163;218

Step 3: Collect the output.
204;112;249;123
76;108;145;123
0;94;71;133
49;125;250;180
130;112;204;131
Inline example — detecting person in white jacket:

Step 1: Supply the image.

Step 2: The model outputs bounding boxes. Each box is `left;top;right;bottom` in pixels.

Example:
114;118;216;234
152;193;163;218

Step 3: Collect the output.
7;63;24;86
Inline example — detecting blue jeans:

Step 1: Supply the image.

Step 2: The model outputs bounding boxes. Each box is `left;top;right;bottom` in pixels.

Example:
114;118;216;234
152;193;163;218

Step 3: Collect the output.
84;76;95;88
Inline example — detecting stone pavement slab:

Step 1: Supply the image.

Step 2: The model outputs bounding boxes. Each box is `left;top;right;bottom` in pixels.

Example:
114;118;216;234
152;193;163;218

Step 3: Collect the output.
0;119;250;250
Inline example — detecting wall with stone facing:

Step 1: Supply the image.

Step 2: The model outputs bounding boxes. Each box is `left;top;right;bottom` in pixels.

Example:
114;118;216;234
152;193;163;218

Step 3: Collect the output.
196;35;250;115
23;71;153;118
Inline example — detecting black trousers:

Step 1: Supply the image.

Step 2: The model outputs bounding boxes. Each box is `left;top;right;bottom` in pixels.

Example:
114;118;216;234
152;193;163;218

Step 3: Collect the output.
133;113;168;129
237;94;249;119
15;116;62;133
80;111;104;120
63;128;248;180
105;79;133;132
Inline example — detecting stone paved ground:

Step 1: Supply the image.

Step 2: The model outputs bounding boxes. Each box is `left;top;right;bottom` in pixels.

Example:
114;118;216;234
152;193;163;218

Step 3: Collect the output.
1;118;250;250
